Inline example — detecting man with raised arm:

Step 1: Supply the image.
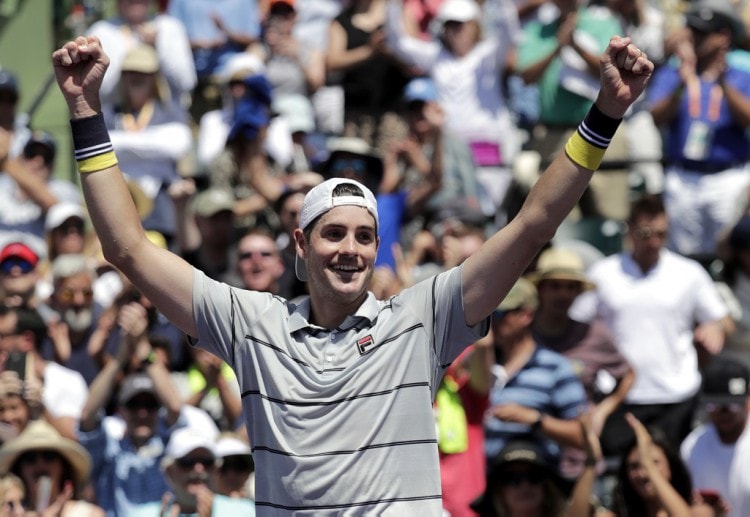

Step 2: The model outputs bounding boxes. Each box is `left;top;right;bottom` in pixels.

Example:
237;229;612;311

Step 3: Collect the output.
51;35;652;515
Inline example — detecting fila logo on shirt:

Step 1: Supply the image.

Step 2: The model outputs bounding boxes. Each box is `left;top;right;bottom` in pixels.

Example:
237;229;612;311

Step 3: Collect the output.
357;335;376;355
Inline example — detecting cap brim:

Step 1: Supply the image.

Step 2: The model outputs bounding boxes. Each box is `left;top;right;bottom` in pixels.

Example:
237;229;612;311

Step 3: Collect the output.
701;393;747;406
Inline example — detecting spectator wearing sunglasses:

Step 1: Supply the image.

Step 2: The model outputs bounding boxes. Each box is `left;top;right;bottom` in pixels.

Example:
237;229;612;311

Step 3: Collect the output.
470;439;569;517
0;241;44;311
235;229;285;295
38;255;106;386
214;433;255;500
681;354;750;516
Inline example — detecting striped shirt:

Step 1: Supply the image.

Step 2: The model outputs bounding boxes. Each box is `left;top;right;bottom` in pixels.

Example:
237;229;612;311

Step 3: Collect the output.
192;265;486;515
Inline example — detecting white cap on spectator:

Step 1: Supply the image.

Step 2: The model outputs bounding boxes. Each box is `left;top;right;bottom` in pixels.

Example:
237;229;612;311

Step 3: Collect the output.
436;0;480;23
45;202;86;232
215;435;252;458
163;427;217;464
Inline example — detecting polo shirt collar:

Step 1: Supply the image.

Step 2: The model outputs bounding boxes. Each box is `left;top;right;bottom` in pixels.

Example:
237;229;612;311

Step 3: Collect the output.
288;292;380;333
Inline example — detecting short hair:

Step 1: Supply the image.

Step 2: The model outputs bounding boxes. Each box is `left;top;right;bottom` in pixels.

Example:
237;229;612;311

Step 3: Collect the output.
627;194;665;225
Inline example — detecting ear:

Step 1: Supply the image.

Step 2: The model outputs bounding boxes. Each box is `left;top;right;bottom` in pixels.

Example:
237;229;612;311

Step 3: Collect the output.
293;228;307;259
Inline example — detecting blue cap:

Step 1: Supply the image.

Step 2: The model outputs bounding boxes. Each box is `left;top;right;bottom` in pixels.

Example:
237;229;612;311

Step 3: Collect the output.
404;77;438;103
0;70;18;100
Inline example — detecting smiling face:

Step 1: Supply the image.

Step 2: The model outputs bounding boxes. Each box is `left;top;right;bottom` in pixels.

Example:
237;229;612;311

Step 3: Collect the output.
295;205;378;309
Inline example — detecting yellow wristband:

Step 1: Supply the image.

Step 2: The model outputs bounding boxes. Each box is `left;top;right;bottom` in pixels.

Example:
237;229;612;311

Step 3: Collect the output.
565;131;607;171
77;151;118;174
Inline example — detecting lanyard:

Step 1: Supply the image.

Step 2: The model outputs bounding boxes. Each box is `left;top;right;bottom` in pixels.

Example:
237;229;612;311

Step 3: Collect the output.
687;77;722;122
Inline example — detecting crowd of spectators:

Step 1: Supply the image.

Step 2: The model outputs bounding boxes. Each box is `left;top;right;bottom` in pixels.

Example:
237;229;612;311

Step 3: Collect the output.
1;0;750;514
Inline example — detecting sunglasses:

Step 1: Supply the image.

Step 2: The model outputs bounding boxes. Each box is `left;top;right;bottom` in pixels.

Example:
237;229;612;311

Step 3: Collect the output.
238;250;276;261
58;287;94;303
498;470;545;487
632;226;668;241
0;258;34;274
220;455;254;473
705;402;744;413
19;449;60;465
55;220;85;234
124;397;160;411
176;456;215;470
331;158;367;176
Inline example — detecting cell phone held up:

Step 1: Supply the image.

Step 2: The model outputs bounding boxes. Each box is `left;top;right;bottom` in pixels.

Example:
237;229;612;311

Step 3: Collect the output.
4;351;26;381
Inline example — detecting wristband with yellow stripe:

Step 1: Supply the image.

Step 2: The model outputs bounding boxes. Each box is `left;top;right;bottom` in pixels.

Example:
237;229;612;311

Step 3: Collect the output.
564;104;621;171
71;113;119;174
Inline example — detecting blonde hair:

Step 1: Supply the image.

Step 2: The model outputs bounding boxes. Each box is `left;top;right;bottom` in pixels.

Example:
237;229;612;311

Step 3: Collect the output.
0;473;24;502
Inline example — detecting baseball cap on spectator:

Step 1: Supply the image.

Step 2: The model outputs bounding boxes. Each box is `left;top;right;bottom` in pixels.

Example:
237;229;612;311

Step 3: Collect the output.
686;0;746;44
295;177;379;281
23;131;57;167
701;355;750;406
496;277;538;312
404;77;438;104
45;202;86;232
0;242;39;271
220;53;266;83
192;188;235;218
216;435;254;472
118;373;157;406
527;247;595;290
0;70;19;103
436;0;480;23
163;427;217;467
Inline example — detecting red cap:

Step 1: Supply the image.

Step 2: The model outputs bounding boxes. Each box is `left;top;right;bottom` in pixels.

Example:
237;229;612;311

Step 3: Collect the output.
0;242;39;267
270;0;295;9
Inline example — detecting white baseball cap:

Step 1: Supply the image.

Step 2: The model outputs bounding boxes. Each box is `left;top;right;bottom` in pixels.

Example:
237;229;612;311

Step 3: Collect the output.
436;0;480;23
295;178;378;281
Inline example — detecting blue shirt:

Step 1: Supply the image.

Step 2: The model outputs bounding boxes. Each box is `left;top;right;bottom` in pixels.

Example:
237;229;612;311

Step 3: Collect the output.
485;345;587;462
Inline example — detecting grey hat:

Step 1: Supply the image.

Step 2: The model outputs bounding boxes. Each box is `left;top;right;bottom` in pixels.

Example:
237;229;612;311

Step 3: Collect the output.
192;189;235;218
118;373;157;406
686;0;746;44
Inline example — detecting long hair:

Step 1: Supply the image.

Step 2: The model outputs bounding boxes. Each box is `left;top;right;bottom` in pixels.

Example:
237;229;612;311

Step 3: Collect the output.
612;429;693;516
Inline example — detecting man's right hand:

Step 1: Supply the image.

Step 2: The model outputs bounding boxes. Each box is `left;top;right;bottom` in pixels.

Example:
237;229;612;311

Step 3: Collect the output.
51;36;109;119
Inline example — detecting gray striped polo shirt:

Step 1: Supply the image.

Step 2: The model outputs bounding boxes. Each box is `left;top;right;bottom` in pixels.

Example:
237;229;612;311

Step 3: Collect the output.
192;265;486;515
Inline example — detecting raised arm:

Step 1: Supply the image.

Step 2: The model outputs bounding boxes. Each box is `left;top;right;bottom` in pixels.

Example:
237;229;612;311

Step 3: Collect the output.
51;36;197;337
461;36;653;326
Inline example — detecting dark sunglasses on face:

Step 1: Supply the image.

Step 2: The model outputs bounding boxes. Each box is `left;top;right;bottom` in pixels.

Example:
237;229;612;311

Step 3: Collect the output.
331;158;367;176
238;250;276;261
176;456;215;470
0;258;34;275
498;469;545;487
632;226;668;241
220;455;254;473
19;449;60;465
124;397;160;411
705;402;744;413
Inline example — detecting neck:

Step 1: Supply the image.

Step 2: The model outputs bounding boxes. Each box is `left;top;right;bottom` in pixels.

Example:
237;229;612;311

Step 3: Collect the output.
308;291;367;329
498;333;536;375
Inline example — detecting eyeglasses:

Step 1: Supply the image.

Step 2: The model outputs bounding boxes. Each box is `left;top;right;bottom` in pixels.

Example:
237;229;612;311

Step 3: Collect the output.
632;226;668;241
0;258;34;275
124;397;160;412
220;455;254;473
19;450;60;465
176;456;215;470
55;220;85;234
238;250;276;261
705;402;744;414
58;287;94;303
498;470;545;486
331;158;367;176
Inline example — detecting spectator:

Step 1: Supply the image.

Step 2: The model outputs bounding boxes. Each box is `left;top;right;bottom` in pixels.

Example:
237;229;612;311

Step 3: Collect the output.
273;188;310;300
647;0;750;260
129;427;256;515
86;0;196;111
681;354;750;517
0;131;81;242
39;254;106;386
386;0;520;224
0;419;104;515
326;0;410;152
0;70;30;158
717;215;750;366
214;433;254;500
0;473;24;516
609;413;694;517
106;44;193;244
167;0;262;120
235;228;286;294
515;0;629;221
470;439;569;517
572;194;731;461
529;246;634;483
0;306;87;442
484;278;588;467
79;350;184;517
0;241;44;311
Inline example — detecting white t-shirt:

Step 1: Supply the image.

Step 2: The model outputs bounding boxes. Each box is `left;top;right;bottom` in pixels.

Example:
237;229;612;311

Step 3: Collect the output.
43;361;87;419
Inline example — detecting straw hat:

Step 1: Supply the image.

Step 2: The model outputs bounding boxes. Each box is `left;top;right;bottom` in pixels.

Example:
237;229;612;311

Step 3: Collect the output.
527;247;595;291
0;420;92;489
